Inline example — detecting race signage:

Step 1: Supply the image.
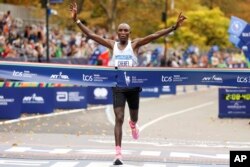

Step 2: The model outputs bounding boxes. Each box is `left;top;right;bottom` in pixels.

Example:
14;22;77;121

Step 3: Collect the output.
219;88;250;118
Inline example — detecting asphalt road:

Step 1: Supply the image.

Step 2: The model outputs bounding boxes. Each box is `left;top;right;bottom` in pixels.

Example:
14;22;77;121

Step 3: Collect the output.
0;86;249;167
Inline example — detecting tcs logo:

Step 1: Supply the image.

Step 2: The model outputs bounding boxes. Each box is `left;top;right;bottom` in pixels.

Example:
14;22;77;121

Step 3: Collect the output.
83;74;93;82
237;76;249;83
161;75;172;82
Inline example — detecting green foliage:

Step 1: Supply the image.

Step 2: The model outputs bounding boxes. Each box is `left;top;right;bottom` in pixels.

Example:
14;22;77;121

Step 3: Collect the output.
167;7;230;49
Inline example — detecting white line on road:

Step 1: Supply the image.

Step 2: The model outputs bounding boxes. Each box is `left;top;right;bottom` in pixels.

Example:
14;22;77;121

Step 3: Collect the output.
140;101;214;132
0;159;49;166
170;152;229;159
50;162;80;167
0;106;106;125
140;151;161;156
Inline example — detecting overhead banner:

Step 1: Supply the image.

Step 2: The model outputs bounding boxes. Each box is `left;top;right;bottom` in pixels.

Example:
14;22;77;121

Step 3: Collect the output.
219;88;250;118
0;61;117;87
0;61;250;87
116;68;250;87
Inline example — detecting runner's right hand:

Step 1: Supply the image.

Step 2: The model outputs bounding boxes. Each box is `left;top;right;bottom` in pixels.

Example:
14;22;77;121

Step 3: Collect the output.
69;1;78;22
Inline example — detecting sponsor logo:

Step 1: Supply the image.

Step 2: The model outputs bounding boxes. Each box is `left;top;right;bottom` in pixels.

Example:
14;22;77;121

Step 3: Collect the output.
0;95;14;105
22;94;44;104
162;86;171;92
227;102;246;110
50;72;69;81
142;87;159;93
94;88;108;99
82;74;109;83
82;74;93;82
237;76;250;83
124;72;131;86
161;75;188;83
12;70;36;78
202;75;223;83
56;91;85;102
161;76;173;82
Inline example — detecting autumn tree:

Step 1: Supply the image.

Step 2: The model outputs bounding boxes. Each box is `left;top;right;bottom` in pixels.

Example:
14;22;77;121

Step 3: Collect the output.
167;6;230;49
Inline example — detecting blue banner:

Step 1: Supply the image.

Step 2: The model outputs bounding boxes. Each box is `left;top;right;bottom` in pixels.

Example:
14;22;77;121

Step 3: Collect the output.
0;88;22;119
228;16;247;37
0;61;250;87
141;87;160;98
219;88;250;118
0;61;117;87
55;87;87;109
21;88;54;114
87;87;112;105
117;68;250;87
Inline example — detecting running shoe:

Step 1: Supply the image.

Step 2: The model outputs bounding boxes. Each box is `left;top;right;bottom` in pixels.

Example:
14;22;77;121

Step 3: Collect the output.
113;146;123;165
113;156;123;165
129;120;139;140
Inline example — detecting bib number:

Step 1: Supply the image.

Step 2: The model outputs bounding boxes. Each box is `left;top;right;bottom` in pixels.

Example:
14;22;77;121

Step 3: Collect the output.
115;60;133;67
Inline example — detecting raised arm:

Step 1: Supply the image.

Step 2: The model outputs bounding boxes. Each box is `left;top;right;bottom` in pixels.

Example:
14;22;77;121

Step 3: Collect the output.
69;1;114;50
133;13;187;49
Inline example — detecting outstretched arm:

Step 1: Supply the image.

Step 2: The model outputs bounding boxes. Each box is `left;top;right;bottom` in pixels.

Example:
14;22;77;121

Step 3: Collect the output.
69;1;114;50
133;13;186;49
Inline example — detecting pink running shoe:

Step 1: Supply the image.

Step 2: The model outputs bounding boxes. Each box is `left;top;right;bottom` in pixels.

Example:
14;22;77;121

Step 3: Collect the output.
113;146;123;165
129;120;139;140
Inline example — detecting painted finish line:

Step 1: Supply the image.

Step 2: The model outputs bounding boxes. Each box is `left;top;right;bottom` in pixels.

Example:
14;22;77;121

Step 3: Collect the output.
0;61;249;87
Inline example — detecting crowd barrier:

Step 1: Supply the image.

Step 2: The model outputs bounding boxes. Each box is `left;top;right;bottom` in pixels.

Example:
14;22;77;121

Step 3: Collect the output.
0;82;176;120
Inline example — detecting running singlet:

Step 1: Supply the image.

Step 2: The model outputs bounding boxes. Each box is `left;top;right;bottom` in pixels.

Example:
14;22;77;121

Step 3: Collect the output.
109;41;138;67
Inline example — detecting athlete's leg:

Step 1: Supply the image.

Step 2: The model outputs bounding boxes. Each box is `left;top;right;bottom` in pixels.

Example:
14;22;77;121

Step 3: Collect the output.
114;106;125;146
112;88;126;164
127;90;140;123
126;90;140;140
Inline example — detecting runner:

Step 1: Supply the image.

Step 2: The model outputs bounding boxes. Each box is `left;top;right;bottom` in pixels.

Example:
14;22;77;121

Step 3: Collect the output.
70;1;186;165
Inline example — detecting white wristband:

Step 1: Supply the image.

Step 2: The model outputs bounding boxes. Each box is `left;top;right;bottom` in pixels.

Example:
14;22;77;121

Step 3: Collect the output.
76;19;81;24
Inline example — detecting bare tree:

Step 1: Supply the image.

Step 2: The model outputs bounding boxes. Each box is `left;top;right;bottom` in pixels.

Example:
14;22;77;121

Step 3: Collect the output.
98;0;117;33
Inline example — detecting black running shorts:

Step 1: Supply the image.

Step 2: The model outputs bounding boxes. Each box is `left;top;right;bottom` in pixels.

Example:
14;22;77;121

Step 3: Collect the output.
112;87;141;109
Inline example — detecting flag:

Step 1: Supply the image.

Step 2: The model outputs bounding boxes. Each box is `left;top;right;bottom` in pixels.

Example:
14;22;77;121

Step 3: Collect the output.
239;24;250;44
229;35;246;48
98;49;110;66
228;16;247;37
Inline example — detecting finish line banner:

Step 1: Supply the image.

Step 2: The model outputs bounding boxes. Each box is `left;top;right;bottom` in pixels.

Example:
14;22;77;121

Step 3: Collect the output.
0;61;250;87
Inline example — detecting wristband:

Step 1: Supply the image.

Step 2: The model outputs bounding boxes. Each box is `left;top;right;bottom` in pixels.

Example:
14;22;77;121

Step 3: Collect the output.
76;19;81;24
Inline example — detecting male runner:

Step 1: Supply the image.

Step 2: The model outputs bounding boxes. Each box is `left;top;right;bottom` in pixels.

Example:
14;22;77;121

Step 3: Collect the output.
70;1;186;165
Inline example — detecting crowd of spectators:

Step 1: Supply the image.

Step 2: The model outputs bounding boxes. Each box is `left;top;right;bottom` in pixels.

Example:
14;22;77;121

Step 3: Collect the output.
0;10;249;68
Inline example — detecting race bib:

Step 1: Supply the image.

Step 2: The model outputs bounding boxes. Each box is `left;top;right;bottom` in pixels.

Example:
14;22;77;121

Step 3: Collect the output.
114;55;133;67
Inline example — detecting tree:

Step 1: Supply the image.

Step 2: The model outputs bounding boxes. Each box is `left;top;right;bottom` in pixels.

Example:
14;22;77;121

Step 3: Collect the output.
200;0;250;22
167;6;231;49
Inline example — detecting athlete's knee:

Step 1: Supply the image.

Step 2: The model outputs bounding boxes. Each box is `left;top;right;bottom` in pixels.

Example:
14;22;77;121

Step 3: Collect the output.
114;108;124;124
115;113;124;124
